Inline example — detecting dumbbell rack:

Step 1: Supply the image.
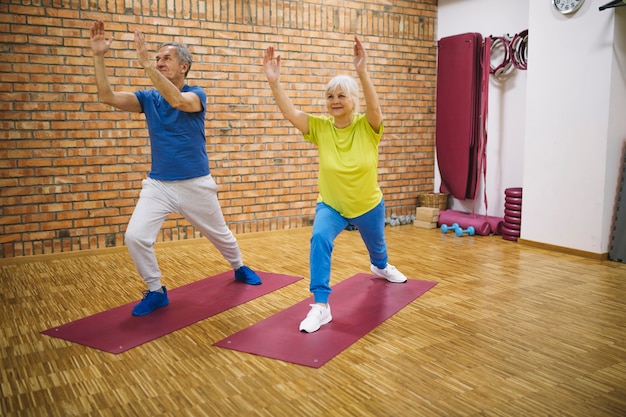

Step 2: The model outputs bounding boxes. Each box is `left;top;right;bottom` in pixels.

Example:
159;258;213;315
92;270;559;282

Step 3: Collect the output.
609;149;626;263
502;187;523;241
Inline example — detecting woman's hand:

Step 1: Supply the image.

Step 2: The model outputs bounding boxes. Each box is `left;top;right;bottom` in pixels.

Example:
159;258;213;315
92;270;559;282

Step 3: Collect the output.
353;35;368;72
263;46;281;83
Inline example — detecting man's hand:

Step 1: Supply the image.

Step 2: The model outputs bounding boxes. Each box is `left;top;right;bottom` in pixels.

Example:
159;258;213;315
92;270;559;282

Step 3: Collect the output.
90;21;113;56
134;30;152;69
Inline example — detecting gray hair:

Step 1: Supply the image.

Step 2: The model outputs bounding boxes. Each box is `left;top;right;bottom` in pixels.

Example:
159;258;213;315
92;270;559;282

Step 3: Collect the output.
325;75;360;114
158;41;192;77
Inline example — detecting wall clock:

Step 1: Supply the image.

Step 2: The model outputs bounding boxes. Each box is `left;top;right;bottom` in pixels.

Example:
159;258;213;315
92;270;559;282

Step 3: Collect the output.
553;0;585;14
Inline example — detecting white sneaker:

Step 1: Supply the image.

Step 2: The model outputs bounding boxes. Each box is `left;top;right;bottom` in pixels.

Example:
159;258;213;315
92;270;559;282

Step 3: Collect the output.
370;264;408;283
299;304;332;333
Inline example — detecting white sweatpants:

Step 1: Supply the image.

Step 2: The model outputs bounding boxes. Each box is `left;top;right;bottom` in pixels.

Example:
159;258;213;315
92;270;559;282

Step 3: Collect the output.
125;175;244;291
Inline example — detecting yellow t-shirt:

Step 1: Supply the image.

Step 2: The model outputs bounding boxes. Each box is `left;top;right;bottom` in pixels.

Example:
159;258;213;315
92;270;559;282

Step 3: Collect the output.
303;113;383;218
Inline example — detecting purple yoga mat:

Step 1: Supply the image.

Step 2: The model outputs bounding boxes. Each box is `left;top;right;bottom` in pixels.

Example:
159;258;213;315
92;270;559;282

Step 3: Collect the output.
214;273;437;368
41;271;302;353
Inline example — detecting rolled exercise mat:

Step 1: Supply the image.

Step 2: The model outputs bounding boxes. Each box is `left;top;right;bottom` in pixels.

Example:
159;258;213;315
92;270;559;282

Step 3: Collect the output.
484;215;504;235
438;209;495;236
463;213;504;235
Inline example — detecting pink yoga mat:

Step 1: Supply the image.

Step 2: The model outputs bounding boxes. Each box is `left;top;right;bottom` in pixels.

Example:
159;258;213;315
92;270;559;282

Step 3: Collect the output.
436;33;484;200
41;271;302;354
438;209;504;235
214;273;437;368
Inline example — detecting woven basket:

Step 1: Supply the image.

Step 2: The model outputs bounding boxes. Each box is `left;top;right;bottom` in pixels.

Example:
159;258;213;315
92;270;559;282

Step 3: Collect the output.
418;193;449;211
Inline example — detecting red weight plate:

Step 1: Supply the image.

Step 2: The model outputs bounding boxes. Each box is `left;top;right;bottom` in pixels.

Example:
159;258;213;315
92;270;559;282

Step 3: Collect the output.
505;196;523;205
502;234;519;241
503;221;520;231
501;226;521;236
504;209;522;217
505;202;522;211
504;215;522;225
504;187;523;197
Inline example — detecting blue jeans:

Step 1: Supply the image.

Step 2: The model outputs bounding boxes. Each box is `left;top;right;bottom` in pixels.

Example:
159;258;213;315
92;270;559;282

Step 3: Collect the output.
309;200;388;303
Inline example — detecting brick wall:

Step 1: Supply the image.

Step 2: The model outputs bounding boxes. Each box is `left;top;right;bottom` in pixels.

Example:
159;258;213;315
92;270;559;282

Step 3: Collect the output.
0;0;438;258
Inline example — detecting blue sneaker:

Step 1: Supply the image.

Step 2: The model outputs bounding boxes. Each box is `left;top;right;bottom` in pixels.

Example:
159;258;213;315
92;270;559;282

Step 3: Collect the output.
132;286;169;316
234;266;262;285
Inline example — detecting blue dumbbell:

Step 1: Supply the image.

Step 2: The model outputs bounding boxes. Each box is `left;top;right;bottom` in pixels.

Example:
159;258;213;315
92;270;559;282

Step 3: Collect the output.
455;226;475;237
440;223;460;234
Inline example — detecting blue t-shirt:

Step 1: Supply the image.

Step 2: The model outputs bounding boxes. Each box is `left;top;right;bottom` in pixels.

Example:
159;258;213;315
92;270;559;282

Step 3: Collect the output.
135;85;209;180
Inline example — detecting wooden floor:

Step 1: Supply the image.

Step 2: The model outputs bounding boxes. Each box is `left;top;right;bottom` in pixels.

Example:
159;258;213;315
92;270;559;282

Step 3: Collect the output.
1;225;626;416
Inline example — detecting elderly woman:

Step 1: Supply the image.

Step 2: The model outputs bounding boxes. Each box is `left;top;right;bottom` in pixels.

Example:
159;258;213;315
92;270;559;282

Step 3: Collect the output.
262;35;408;333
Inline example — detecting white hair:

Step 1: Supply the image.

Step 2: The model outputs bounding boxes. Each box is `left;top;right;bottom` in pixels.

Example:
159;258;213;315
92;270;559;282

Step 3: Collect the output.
324;75;360;113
